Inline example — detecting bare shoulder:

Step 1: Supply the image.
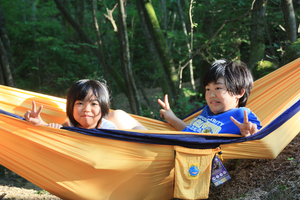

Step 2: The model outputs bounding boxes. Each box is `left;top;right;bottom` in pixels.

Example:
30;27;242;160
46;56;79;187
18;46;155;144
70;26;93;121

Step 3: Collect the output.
107;110;147;130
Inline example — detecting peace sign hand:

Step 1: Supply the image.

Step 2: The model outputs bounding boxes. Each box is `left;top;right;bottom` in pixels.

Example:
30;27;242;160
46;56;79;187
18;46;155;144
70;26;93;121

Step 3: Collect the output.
230;110;258;137
157;94;176;123
157;94;190;131
24;101;43;125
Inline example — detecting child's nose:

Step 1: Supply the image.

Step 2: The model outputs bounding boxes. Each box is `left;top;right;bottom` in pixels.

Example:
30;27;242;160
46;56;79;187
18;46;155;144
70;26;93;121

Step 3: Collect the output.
209;90;216;97
83;104;91;111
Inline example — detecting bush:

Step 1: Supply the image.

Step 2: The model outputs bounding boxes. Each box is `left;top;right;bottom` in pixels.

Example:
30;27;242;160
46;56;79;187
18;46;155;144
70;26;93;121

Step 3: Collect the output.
252;60;277;80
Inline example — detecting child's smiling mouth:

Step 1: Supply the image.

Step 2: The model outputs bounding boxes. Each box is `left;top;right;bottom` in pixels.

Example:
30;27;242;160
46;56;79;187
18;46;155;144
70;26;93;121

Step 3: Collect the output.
210;100;220;104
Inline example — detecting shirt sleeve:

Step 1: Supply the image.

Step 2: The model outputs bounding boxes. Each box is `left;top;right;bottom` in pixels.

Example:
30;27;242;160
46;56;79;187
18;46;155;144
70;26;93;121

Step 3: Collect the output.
100;119;117;129
248;110;262;130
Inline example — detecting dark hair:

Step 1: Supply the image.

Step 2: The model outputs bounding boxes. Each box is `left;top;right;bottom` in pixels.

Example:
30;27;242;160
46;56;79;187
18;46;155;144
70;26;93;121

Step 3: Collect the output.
203;59;253;107
66;79;110;128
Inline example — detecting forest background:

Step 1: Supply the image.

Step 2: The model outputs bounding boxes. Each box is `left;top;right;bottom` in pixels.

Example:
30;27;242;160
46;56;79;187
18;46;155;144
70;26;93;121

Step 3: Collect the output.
0;0;299;119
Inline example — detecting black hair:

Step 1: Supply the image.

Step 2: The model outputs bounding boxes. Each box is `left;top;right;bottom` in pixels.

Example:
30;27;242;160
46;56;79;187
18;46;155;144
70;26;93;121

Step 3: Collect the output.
66;79;110;128
203;59;253;107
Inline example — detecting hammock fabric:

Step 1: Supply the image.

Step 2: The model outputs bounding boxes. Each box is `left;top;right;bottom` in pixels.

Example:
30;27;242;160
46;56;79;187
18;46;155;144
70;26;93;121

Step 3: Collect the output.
1;58;300;199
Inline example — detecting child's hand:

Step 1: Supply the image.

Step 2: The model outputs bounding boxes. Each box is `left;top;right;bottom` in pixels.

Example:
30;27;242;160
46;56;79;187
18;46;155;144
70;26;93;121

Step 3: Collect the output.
24;101;43;125
230;110;258;137
48;123;62;129
157;94;177;124
157;94;188;131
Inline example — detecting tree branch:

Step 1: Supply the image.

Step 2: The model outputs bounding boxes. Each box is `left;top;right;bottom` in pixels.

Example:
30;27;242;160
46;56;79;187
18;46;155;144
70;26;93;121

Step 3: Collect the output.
180;0;268;70
104;3;118;33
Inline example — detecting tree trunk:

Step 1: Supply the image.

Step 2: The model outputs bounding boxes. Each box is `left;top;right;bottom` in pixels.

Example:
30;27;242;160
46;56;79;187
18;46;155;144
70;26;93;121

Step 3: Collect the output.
0;39;14;86
104;2;141;114
188;0;195;90
75;0;85;27
0;1;15;86
177;0;195;91
60;0;74;37
202;1;214;38
135;0;174;100
91;0;115;108
118;0;142;115
161;0;168;42
248;0;267;71
137;0;178;100
129;11;151;108
281;0;297;43
168;12;177;51
53;0;127;95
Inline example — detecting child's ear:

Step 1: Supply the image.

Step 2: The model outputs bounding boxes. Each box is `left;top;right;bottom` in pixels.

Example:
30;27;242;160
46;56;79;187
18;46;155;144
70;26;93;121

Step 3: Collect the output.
236;88;245;99
240;88;246;97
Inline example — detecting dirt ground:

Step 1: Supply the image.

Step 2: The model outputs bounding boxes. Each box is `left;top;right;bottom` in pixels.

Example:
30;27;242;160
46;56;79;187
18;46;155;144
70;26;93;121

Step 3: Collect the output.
208;133;300;200
0;178;60;200
1;133;300;200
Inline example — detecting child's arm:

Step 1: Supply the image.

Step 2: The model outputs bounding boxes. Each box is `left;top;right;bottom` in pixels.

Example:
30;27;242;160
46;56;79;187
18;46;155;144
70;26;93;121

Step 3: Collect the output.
24;101;63;129
158;94;188;131
24;101;48;126
230;110;258;137
107;110;147;130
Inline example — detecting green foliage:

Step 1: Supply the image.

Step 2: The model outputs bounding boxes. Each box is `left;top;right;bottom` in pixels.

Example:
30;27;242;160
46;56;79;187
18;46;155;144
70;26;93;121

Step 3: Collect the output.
287;157;294;161
35;190;50;195
2;1;102;96
280;38;300;67
142;107;161;120
252;60;277;80
173;88;205;118
1;0;298;116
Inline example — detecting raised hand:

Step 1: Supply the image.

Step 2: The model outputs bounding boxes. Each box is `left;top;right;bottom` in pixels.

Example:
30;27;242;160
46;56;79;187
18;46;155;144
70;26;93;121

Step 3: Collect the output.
230;110;258;137
157;94;187;131
24;101;43;125
157;94;176;123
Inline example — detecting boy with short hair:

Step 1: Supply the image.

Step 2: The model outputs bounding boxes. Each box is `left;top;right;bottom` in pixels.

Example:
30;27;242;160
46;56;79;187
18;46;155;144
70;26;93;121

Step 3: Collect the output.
158;59;262;137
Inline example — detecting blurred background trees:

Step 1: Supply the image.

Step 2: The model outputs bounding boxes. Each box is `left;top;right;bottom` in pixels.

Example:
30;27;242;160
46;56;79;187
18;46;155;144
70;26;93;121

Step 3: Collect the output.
0;0;299;118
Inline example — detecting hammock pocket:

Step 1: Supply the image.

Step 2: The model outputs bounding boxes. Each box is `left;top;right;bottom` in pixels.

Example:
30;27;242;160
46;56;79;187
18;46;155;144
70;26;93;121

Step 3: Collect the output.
173;146;220;199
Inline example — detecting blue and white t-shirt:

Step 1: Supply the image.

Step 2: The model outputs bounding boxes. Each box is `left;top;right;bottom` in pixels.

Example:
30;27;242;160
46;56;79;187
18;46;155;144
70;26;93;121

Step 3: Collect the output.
182;105;262;135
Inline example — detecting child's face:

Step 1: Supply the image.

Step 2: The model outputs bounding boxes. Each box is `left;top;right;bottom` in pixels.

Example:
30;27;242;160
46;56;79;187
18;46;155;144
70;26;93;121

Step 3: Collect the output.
73;90;102;129
205;78;242;114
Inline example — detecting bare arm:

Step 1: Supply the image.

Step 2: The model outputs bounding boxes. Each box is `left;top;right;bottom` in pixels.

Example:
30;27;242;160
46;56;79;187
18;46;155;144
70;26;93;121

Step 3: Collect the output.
157;94;187;131
107;110;147;130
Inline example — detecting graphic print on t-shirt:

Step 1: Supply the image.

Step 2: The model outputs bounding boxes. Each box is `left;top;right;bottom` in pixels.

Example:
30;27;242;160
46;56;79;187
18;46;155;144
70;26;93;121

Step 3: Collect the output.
182;105;262;135
188;115;225;134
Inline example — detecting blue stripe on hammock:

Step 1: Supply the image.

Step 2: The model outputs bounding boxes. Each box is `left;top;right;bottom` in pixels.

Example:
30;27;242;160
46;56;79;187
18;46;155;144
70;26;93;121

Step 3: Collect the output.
1;98;300;149
0;109;25;120
63;98;300;149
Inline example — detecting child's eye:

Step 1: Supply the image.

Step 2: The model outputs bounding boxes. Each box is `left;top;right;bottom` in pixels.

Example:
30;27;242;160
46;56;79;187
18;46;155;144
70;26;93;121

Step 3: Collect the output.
91;102;99;106
76;101;83;105
205;88;210;91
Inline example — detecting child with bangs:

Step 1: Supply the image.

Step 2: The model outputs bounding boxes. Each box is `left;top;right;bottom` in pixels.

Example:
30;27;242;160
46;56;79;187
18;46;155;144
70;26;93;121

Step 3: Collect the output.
24;79;146;130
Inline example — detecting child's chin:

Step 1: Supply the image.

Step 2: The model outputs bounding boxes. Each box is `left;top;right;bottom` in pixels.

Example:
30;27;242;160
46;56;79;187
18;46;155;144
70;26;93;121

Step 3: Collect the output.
210;109;223;115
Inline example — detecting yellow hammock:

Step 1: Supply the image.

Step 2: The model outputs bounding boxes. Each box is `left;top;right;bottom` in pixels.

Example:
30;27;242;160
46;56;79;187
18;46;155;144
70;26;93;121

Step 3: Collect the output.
0;58;300;199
